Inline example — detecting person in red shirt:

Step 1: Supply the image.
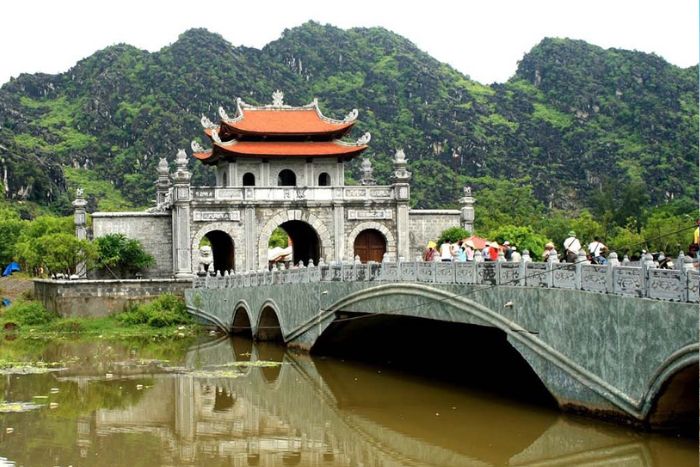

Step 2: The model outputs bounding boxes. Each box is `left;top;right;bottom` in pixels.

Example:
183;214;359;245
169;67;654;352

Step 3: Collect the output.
488;241;500;261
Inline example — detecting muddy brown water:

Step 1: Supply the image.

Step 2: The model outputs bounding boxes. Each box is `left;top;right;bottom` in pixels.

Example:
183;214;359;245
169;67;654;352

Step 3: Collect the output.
0;337;696;466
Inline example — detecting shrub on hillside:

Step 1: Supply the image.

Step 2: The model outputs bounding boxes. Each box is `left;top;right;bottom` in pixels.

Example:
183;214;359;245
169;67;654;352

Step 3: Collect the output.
118;294;191;328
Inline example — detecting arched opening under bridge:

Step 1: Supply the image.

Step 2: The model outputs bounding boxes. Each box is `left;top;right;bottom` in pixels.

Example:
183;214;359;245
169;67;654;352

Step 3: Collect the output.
646;363;698;434
231;306;252;337
312;314;557;407
257;306;283;343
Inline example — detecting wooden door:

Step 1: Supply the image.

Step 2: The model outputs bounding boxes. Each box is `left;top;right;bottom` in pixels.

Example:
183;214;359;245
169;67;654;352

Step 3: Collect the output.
354;229;386;263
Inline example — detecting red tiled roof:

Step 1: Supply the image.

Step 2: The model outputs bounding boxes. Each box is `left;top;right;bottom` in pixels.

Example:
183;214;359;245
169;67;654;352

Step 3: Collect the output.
222;109;354;136
194;140;367;161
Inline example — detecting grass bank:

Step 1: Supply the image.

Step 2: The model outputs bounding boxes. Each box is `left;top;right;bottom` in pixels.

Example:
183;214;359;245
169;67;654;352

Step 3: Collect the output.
0;293;208;341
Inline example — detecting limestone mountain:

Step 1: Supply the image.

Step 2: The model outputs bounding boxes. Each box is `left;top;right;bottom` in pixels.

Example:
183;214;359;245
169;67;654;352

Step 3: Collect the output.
0;22;696;215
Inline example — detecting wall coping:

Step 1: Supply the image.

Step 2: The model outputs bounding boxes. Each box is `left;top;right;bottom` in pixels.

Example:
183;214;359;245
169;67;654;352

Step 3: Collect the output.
409;209;461;215
33;278;193;285
91;212;170;218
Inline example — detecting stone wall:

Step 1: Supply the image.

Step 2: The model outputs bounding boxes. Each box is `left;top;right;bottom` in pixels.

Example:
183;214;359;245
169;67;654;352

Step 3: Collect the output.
408;210;462;259
92;212;173;277
34;279;193;317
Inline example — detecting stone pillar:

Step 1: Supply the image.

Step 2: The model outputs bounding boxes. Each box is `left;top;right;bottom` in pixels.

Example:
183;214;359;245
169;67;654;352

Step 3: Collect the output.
392;149;412;261
171;149;193;279
245;207;256;271
155;158;171;206
459;186;475;233
359;157;376;185
72;188;88;278
333;202;345;262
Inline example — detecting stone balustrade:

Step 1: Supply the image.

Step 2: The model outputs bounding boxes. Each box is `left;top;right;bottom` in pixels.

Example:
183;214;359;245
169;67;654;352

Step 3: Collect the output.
191;185;395;203
193;253;700;303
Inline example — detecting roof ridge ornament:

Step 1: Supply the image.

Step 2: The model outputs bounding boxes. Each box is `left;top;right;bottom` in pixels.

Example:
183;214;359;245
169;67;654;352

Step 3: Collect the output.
218;106;231;121
344;109;358;122
356;132;371;145
191;140;205;153
211;129;222;144
200;115;217;130
272;90;284;107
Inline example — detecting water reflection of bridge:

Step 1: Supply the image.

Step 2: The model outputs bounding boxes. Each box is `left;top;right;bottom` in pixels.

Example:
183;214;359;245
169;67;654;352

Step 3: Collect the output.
82;338;671;466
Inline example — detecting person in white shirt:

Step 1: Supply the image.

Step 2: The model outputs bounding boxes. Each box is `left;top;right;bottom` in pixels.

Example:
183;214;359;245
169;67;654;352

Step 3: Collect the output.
588;236;608;264
563;231;581;263
439;241;453;262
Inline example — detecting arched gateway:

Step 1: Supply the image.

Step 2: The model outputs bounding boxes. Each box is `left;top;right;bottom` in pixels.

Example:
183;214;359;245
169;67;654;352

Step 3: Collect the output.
87;91;475;278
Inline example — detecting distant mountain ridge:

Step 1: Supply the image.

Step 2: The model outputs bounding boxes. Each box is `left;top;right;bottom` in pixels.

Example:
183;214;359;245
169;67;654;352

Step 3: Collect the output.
0;22;696;214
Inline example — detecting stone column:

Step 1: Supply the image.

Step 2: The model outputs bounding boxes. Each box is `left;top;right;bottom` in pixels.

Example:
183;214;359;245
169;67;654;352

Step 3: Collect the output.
333;202;345;261
392;149;412;261
155;158;171;206
459;186;475;233
72;188;88;278
171;149;194;279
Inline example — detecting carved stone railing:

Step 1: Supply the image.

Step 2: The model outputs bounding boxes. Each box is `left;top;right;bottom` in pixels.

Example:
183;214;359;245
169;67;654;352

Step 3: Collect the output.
191;185;395;203
193;259;700;303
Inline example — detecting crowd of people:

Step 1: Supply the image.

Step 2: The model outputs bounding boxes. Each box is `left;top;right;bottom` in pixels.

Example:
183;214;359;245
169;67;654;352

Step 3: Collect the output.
422;231;614;265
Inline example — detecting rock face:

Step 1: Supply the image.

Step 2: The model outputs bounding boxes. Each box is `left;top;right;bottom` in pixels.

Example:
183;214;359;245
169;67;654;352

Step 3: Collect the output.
0;24;697;213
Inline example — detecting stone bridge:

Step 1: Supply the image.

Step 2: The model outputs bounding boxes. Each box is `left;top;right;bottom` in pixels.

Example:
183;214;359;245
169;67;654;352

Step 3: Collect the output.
185;259;699;426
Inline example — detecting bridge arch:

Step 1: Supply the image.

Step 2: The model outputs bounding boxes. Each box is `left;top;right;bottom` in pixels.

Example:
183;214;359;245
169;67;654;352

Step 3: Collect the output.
641;344;698;429
192;222;238;273
258;211;332;269
347;222;395;262
257;300;284;342
231;300;253;337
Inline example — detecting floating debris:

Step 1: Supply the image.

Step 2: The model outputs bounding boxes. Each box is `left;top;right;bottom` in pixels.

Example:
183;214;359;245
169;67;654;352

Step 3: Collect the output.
5;428;13;434
49;402;59;409
0;401;43;413
136;384;143;390
105;373;114;379
49;388;59;394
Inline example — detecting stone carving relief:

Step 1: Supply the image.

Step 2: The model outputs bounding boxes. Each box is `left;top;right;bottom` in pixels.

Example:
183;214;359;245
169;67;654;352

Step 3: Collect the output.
347;209;393;220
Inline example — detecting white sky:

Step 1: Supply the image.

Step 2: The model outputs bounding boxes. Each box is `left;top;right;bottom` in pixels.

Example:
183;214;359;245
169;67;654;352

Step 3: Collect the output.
0;0;697;86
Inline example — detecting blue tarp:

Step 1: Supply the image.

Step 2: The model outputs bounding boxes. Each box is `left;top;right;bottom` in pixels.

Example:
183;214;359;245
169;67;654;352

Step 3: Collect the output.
1;298;10;307
2;262;20;277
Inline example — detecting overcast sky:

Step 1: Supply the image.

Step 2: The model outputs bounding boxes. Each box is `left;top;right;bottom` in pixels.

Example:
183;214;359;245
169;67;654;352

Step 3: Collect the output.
0;0;697;86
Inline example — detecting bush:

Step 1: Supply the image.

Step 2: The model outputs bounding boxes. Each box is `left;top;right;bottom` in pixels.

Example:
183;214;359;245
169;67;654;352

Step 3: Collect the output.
1;301;59;326
95;234;154;278
48;318;85;333
487;225;551;258
117;294;191;328
437;227;471;245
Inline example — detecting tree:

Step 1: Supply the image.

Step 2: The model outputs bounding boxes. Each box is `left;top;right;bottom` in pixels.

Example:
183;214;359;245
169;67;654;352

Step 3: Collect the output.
14;215;75;274
0;208;27;265
95;234;154;278
437;227;470;245
487;225;550;258
34;233;97;275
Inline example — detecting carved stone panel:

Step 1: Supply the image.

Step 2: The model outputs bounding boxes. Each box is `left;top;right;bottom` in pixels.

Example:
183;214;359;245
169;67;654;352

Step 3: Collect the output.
499;263;521;286
647;269;684;301
347;209;393;220
552;264;576;289
613;267;642;297
524;263;548;288
193;210;241;222
580;265;607;293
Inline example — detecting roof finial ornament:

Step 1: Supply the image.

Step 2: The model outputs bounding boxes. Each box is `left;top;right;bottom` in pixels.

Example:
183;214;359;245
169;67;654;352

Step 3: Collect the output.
218;106;230;121
200;115;217;130
191;140;205;153
394;148;406;163
356;132;371;146
211;129;222;144
175;149;188;168
344;109;358;122
272;89;284;107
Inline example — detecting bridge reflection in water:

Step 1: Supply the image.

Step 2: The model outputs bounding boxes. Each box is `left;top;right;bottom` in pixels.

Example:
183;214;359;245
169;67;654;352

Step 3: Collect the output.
88;337;695;466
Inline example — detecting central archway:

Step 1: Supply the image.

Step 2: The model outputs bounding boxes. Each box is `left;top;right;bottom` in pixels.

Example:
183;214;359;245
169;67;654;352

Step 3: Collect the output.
258;211;332;270
354;229;387;263
277;220;320;267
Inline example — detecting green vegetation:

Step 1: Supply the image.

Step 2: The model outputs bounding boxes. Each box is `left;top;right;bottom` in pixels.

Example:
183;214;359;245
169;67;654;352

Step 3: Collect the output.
95;233;154;278
268;227;289;248
0;295;199;340
437;227;471;245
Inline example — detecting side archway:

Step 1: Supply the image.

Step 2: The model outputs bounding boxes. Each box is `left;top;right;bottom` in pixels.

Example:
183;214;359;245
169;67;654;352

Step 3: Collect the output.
191;222;238;273
258;211;333;270
346;222;396;262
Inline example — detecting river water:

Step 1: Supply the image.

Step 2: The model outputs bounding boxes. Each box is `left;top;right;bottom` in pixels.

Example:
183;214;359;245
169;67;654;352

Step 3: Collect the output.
0;336;696;466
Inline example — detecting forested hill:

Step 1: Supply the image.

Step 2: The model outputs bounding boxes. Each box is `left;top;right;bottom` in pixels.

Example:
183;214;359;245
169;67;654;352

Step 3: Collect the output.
0;22;697;217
